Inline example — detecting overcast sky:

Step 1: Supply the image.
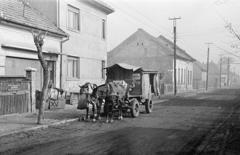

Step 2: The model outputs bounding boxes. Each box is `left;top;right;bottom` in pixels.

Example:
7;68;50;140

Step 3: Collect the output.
103;0;240;72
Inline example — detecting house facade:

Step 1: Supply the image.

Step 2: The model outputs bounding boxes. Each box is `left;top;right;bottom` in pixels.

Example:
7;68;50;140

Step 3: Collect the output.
202;61;220;89
30;0;114;92
0;0;67;90
108;29;195;95
193;61;206;90
157;35;195;93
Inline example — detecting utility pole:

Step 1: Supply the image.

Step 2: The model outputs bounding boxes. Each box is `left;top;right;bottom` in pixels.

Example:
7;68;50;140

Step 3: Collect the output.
169;17;181;96
219;56;222;88
227;57;230;87
205;42;212;91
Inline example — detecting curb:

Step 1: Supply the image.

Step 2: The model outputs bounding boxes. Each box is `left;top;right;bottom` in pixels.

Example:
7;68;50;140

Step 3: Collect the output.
0;118;79;137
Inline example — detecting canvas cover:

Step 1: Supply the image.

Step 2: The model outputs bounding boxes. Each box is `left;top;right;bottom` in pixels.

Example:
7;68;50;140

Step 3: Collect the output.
107;80;128;98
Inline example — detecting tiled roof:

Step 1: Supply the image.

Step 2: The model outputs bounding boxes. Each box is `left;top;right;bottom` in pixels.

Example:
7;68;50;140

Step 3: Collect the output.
0;0;67;37
158;35;195;62
108;28;172;58
194;61;206;71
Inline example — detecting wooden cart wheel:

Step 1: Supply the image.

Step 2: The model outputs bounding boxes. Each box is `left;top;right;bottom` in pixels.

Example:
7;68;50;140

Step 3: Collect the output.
145;99;153;113
131;99;140;117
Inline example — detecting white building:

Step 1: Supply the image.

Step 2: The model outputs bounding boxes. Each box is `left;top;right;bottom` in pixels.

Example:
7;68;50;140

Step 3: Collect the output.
157;35;195;92
0;0;67;90
30;0;114;92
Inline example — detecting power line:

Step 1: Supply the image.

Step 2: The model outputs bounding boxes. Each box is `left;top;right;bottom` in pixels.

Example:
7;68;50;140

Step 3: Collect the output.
103;0;173;38
212;2;240;41
213;44;240;59
119;0;172;35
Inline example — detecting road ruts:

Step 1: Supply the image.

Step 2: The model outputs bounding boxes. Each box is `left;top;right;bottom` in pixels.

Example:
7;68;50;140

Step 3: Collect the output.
177;89;240;155
1;88;240;155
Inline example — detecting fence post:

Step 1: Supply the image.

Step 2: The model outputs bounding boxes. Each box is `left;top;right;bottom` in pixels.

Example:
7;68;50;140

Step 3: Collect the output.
25;67;37;113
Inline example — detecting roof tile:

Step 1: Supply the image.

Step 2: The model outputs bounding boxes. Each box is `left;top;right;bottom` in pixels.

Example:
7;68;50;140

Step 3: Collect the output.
0;0;66;37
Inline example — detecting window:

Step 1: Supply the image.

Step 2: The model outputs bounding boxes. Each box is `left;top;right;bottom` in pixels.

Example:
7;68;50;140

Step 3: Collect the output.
178;68;180;84
68;5;80;31
184;69;187;84
102;60;106;79
181;68;183;84
67;57;79;78
102;19;106;39
190;71;192;84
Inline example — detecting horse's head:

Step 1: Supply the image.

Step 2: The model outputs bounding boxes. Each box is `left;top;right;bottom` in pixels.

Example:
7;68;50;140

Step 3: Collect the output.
79;82;97;95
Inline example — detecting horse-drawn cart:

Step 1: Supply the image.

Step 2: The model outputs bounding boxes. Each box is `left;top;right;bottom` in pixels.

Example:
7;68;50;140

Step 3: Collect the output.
106;63;159;117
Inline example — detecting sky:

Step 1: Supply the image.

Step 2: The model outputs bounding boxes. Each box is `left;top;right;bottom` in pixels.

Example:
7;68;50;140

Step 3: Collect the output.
103;0;240;73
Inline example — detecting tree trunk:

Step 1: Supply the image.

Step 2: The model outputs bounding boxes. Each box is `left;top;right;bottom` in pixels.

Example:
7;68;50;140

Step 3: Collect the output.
32;31;49;124
37;67;49;124
36;44;49;124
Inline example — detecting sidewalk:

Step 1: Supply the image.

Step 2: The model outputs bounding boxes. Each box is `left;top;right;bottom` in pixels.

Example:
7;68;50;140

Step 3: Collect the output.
0;104;82;137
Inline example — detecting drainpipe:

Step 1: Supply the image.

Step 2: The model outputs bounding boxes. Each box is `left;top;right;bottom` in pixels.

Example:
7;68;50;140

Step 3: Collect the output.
57;0;69;89
60;36;69;89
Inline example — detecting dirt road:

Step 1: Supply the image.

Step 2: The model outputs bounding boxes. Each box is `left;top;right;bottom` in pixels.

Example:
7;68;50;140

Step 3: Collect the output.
0;89;239;155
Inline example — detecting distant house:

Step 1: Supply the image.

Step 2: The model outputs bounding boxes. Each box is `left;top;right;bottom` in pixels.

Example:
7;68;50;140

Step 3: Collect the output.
202;61;220;89
157;35;195;92
193;61;206;90
220;57;229;87
30;0;114;92
108;29;195;95
0;0;67;90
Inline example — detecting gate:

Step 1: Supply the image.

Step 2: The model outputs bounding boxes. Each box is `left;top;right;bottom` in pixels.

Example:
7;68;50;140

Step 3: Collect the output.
0;76;30;115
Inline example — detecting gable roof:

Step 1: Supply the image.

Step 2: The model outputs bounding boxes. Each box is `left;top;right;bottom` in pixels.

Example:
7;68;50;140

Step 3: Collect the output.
108;28;172;58
157;35;195;62
109;29;195;63
194;61;206;71
0;0;67;37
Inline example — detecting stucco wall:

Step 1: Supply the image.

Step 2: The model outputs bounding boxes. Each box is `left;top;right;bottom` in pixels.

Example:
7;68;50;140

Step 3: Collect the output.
0;24;62;88
175;59;193;91
27;0;110;92
58;0;108;91
108;31;173;75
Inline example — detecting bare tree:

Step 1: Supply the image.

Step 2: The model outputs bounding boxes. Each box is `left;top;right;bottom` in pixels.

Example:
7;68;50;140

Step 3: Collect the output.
32;30;49;124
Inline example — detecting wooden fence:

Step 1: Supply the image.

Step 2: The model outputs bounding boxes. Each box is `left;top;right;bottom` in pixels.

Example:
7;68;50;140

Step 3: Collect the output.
0;76;30;115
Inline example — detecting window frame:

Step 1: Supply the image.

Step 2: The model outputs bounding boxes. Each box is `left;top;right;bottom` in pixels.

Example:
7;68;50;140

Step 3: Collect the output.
67;5;80;32
178;68;180;84
102;19;106;40
67;56;80;79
